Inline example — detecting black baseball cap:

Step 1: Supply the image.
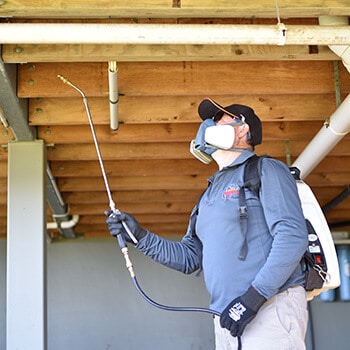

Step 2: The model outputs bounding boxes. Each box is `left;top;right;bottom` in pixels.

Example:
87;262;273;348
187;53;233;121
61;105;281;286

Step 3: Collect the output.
198;98;262;146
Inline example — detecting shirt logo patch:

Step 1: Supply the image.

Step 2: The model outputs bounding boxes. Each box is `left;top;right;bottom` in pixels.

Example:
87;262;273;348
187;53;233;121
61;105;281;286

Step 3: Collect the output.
223;185;240;199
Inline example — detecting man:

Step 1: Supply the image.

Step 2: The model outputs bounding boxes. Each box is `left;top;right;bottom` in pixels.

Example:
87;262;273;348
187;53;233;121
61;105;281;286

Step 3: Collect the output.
106;98;309;350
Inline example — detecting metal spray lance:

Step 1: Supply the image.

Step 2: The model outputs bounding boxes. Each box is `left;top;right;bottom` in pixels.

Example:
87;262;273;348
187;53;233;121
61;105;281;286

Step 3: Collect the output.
57;74;220;320
57;74;138;246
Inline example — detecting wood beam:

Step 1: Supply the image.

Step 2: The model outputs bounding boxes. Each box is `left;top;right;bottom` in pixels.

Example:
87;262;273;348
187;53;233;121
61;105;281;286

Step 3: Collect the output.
36;121;340;145
18;61;348;98
0;139;346;162
0;1;349;18
305;172;350;186
62;189;204;204
57;175;210;192
46;143;195;161
314;157;350;173
313;186;350;200
0;155;350;193
0;156;345;181
69;202;196;215
29;94;341;126
50;159;216;177
55;169;350;193
41;140;350;162
2;44;338;63
74;223;187;236
78;213;190;225
326;210;350;220
38;124;200;143
47;156;350;180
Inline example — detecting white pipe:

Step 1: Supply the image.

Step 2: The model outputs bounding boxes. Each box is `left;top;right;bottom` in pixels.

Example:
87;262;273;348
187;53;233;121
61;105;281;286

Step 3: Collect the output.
108;61;119;130
319;16;350;72
47;214;80;230
1;23;350;45
292;16;350;179
292;94;350;179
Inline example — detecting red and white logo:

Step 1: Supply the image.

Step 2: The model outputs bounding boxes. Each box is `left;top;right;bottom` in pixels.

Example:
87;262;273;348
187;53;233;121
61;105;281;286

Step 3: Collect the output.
223;186;239;199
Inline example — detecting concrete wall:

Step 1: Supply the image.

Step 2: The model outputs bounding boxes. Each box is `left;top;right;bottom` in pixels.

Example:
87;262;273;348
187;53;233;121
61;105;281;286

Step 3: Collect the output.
1;238;350;350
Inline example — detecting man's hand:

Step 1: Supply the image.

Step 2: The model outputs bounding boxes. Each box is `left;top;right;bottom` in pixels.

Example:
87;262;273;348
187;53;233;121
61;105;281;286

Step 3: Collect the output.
220;286;266;337
105;211;147;244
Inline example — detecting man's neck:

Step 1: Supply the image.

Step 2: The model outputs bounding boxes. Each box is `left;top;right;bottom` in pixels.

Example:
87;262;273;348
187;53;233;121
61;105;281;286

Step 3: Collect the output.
212;150;243;170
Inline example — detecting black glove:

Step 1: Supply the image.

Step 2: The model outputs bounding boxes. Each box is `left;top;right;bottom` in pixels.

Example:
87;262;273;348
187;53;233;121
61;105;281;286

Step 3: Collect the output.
105;211;147;244
220;286;266;337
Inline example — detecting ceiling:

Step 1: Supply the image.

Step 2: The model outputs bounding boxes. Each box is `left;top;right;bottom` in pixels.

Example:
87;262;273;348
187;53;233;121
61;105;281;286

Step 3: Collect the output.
0;1;349;241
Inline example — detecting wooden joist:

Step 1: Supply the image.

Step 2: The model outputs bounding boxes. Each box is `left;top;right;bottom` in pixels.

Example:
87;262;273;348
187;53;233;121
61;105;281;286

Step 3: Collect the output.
78;213;190;225
50;159;216;177
40;139;350;162
29;94;343;125
63;189;205;204
69;201;196;215
1;0;350;18
18;61;350;98
57;175;210;192
36;121;337;145
46;156;350;179
55;171;350;193
2;44;338;63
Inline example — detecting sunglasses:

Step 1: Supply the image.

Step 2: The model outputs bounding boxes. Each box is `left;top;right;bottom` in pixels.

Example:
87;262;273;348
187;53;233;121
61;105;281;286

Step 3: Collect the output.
213;112;245;126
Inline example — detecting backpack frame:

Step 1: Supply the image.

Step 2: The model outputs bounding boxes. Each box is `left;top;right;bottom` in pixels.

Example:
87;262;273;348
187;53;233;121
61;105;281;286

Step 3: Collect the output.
243;155;340;300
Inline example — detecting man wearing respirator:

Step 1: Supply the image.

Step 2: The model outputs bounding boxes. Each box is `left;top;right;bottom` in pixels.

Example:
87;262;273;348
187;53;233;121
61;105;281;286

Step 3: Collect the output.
106;98;309;350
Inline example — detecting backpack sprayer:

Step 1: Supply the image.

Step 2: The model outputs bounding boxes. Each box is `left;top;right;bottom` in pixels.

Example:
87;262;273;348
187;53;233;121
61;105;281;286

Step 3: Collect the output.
57;75;220;318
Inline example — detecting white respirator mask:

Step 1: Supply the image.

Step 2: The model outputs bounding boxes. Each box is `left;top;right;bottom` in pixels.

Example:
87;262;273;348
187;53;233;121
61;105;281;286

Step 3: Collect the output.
190;120;244;164
204;124;236;150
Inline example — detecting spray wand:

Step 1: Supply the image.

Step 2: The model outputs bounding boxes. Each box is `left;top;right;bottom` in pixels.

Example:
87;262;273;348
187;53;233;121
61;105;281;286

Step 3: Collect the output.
57;75;220;317
57;74;138;246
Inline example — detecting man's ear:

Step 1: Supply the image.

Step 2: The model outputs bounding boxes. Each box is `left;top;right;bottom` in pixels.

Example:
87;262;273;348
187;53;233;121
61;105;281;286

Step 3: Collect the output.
239;123;250;137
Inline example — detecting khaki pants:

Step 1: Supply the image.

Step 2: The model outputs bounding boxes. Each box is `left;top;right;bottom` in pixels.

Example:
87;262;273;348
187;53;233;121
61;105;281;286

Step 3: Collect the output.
214;286;308;350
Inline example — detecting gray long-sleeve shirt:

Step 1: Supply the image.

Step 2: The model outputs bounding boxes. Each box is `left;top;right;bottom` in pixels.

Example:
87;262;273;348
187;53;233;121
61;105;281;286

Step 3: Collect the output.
136;150;308;313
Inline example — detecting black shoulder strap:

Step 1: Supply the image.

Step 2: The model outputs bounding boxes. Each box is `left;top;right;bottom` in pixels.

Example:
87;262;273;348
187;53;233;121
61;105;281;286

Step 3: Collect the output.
243;154;265;197
238;155;266;260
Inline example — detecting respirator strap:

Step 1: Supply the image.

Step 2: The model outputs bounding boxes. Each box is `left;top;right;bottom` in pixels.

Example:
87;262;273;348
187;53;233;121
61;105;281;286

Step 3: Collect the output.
206;145;247;153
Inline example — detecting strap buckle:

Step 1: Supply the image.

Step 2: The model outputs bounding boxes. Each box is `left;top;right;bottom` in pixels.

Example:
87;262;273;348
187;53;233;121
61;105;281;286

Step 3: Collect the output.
239;205;248;218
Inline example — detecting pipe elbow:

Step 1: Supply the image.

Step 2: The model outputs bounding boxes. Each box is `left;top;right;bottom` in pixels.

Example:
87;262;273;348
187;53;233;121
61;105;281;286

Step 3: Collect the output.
47;214;80;230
